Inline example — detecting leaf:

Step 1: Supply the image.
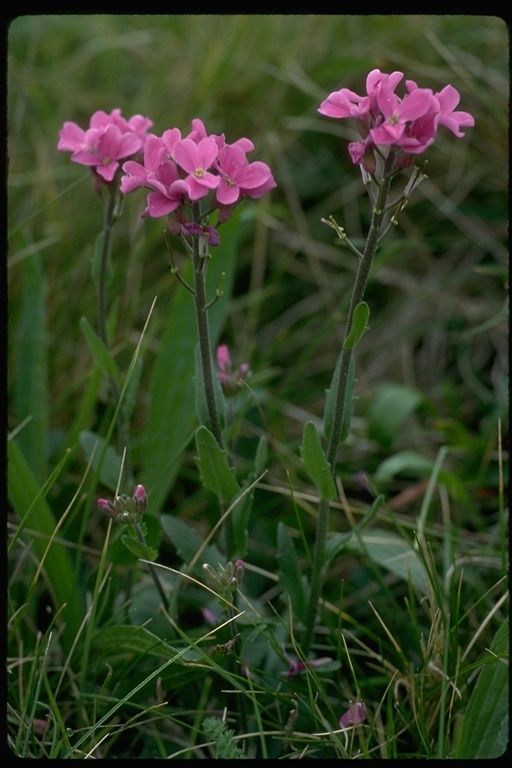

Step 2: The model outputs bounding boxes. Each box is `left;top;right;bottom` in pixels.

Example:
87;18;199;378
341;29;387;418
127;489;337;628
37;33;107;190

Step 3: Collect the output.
367;383;424;449
79;315;118;378
7;439;82;650
92;624;179;660
195;425;240;503
121;355;143;427
343;301;370;350
277;522;307;626
300;421;336;499
324;494;383;570
160;515;224;571
79;430;123;493
14;250;48;480
254;435;268;475
374;450;434;484
345;527;429;593
454;621;509;758
120;535;158;562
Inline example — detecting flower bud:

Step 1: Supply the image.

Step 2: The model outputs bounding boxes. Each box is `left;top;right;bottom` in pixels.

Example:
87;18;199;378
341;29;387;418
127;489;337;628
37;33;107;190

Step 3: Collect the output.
133;484;148;514
97;498;117;518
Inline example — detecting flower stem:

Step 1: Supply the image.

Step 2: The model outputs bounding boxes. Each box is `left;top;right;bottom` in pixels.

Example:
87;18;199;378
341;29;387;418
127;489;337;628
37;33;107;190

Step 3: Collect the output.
133;522;169;611
97;182;133;487
191;231;224;450
303;148;397;655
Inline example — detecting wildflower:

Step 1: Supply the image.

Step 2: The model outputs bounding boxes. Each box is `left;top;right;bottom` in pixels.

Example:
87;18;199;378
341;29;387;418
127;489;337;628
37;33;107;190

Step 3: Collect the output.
434;84;475;137
318;69;474;169
173;137;220;200
119;134;168;194
97;484;147;524
58;108;152;182
369;83;434;148
215;144;276;206
120;118;276;238
202;559;245;597
216;344;249;395
339;701;367;730
283;648;331;681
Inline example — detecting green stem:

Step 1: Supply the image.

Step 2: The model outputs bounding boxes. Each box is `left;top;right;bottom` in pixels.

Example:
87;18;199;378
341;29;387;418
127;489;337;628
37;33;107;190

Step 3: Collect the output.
326;148;396;470
303;148;397;655
133;522;169;612
191;231;224;449
96;183;133;487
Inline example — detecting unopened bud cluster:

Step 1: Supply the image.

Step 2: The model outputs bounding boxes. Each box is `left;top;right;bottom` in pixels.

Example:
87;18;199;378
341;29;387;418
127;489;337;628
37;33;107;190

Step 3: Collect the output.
97;484;147;524
203;559;245;597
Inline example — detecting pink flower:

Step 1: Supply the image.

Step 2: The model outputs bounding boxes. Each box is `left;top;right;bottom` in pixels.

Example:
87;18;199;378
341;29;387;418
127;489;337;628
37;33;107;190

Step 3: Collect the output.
215;145;276;206
339;701;367;730
173;137;220;200
318;70;474;167
58;108;153;182
318;87;371;122
435;84;475;137
216;344;249;395
145;162;190;217
370;84;434;147
283;649;331;681
120;134;168;194
120;118;276;235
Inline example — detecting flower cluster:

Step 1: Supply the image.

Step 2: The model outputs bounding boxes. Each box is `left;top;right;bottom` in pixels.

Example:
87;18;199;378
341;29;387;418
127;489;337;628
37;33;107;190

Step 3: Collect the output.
120;118;276;234
318;69;475;172
202;559;245;598
216;344;250;396
57;108;153;182
97;484;148;525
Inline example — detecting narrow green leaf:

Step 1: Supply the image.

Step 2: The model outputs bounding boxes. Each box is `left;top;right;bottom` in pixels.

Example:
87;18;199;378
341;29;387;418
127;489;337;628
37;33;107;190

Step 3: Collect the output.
300;421;336;499
79;315;118;377
345;527;429;593
324;494;383;570
254;435;268;475
7;439;82;650
14;251;48;480
367;383;424;449
231;484;254;560
195;425;240;503
92;624;179;659
277;522;307;626
454;621;509;758
374;450;434;484
343;300;370;350
121;355;143;427
120;535;158;562
79;430;122;493
160;515;224;570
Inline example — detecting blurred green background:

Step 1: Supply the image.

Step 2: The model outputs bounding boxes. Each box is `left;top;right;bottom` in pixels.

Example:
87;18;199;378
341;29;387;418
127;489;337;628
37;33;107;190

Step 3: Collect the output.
8;14;508;516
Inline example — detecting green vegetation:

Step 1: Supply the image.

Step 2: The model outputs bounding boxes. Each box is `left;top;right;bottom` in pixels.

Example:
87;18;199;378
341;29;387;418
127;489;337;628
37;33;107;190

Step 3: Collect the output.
8;15;508;759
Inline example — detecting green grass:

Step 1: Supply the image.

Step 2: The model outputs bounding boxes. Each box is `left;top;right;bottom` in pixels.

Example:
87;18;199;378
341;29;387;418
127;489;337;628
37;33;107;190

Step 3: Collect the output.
8;14;508;759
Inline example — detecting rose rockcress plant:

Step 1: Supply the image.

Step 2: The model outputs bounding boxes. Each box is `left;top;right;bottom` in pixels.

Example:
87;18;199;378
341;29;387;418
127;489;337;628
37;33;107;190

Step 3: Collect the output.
57;70;474;735
300;68;475;656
